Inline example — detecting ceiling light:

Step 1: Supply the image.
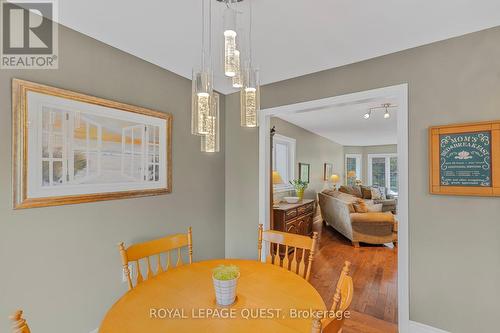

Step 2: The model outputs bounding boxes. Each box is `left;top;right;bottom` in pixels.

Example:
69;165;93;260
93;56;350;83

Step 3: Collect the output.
241;67;259;127
201;93;220;152
240;1;260;127
191;0;213;136
364;103;396;120
232;50;243;88
223;4;237;77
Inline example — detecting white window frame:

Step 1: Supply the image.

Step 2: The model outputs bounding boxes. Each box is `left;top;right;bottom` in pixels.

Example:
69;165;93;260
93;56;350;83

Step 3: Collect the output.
272;134;296;192
344;153;362;185
367;153;398;193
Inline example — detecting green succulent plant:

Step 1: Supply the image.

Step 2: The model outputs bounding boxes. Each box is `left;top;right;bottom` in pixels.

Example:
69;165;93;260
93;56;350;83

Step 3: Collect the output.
213;265;240;281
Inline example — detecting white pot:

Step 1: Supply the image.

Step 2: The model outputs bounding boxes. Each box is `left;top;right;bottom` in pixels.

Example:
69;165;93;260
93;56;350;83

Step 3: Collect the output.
213;274;239;306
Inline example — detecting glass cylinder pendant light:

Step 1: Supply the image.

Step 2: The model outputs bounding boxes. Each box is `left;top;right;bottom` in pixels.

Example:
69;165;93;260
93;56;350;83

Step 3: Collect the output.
240;66;260;127
191;70;212;135
223;4;237;77
201;93;220;152
191;0;214;136
232;50;243;88
240;0;260;127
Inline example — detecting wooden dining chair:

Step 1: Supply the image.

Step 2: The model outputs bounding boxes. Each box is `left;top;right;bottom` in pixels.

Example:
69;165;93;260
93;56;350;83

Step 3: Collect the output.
311;261;354;333
10;310;31;333
119;227;193;290
257;224;318;281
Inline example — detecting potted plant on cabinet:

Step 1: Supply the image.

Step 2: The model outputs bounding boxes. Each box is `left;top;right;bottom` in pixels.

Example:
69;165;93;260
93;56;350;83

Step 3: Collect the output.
290;179;308;201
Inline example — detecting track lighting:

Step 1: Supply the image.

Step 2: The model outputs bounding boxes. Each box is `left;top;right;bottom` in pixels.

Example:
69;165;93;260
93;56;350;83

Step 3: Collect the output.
364;103;397;120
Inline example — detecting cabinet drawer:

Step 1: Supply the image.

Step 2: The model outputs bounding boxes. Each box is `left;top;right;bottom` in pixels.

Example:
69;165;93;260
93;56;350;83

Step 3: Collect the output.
285;209;297;220
297;203;313;215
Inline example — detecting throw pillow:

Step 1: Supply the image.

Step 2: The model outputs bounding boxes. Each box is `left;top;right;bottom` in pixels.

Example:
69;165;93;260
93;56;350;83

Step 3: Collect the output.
360;186;372;199
371;188;383;200
377;186;387;200
367;203;383;212
353;200;368;213
339;186;352;195
351;186;363;198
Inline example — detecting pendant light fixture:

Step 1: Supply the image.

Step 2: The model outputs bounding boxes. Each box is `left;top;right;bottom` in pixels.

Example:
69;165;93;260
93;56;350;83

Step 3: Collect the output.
201;93;220;152
192;0;214;136
192;0;220;153
240;0;260;128
223;1;238;77
232;49;243;88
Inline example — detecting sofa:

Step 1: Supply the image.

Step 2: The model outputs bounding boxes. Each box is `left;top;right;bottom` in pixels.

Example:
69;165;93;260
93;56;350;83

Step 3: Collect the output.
318;190;396;247
339;185;397;213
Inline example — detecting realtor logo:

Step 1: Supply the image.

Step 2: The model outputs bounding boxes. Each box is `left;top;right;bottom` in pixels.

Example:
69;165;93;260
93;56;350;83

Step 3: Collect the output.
1;0;58;69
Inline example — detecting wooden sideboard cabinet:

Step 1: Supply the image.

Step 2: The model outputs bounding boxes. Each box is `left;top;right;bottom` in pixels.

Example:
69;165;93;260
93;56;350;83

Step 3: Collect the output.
273;199;315;236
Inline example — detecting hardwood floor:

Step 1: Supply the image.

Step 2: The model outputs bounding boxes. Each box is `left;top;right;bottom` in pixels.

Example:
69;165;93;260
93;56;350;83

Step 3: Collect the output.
309;221;398;333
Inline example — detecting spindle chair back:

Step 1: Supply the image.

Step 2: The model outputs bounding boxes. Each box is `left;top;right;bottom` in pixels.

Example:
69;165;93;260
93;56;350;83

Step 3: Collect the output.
257;224;318;281
318;261;354;333
119;227;193;290
10;310;30;333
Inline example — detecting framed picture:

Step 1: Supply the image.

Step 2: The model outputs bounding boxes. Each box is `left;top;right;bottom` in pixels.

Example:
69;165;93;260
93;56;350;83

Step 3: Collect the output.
12;79;172;209
323;163;333;181
299;163;310;183
429;120;499;196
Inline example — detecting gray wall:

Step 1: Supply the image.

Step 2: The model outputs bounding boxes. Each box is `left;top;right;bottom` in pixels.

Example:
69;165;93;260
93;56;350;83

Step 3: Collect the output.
0;26;225;332
225;26;500;332
344;144;397;183
271;117;344;199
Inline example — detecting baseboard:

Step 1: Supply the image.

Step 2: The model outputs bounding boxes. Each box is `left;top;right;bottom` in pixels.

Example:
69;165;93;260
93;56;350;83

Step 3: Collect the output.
89;329;98;333
410;321;450;333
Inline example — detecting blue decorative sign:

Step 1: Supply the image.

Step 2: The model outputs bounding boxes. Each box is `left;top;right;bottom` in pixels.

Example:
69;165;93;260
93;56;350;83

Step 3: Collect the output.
439;131;491;187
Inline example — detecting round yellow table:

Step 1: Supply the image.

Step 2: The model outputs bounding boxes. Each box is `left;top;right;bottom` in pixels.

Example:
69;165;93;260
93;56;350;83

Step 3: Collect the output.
99;259;326;332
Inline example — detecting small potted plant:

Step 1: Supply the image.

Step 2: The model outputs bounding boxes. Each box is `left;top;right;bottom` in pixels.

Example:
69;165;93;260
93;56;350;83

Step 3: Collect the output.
212;265;240;306
290;179;308;201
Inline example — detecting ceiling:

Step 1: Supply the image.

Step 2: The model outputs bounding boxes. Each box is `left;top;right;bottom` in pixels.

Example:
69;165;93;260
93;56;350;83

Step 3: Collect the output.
57;0;500;94
275;98;398;146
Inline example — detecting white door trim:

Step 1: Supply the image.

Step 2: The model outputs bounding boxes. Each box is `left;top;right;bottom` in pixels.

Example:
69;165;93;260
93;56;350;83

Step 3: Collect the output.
258;83;410;333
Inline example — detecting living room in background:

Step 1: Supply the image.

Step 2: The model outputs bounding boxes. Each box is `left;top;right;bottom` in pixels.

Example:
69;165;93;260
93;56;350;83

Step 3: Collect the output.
368;153;398;195
259;84;409;332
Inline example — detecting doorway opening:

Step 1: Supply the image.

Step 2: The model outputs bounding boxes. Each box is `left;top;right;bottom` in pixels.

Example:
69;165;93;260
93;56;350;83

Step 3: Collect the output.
258;84;409;333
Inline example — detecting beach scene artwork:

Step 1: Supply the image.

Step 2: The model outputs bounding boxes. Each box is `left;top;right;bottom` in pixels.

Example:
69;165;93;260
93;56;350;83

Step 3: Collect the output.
13;80;171;208
40;106;161;187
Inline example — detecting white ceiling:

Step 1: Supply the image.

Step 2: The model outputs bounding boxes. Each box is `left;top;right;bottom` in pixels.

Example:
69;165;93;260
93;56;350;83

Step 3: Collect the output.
57;0;500;94
275;98;398;146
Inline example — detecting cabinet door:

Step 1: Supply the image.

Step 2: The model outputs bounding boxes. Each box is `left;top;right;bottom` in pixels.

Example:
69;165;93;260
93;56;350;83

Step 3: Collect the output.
285;220;299;234
297;215;312;236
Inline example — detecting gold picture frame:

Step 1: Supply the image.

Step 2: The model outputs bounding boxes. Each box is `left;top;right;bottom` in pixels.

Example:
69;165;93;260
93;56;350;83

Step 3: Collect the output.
429;120;499;197
12;79;173;209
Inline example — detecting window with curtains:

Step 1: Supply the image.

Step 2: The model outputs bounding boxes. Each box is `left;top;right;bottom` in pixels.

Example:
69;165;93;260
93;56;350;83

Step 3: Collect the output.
368;153;398;195
272;134;296;192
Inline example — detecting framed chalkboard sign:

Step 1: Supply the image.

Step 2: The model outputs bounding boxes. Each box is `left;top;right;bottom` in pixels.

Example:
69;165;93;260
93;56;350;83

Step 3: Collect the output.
429;121;500;196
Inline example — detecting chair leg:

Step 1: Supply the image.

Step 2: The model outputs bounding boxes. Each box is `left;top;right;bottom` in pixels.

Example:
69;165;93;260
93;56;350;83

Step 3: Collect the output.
352;241;360;248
